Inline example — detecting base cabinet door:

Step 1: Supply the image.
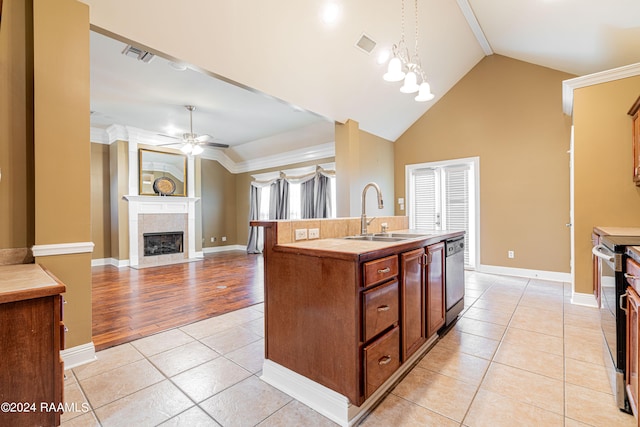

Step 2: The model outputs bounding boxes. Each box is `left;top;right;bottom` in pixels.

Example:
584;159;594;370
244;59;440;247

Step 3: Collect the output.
400;248;426;361
426;242;446;338
627;286;640;418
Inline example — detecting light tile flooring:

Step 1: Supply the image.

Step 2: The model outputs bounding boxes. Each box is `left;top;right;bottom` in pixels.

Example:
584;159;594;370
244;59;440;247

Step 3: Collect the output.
61;272;635;426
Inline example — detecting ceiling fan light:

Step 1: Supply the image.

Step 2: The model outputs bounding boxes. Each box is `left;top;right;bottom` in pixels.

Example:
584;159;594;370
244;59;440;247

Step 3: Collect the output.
191;144;204;155
400;71;419;93
181;143;193;154
383;57;405;82
415;82;435;102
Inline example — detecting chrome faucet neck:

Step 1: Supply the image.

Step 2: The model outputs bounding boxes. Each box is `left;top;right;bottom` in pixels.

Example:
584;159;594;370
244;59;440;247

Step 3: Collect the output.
361;182;384;235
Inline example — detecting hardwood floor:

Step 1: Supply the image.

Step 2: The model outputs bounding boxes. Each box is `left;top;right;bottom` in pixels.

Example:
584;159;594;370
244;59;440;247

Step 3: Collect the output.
91;251;264;351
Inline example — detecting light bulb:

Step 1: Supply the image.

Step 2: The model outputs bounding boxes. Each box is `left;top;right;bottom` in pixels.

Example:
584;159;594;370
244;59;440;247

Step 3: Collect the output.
383;57;405;82
415;82;435;102
191;144;204;155
400;71;419;93
181;143;193;154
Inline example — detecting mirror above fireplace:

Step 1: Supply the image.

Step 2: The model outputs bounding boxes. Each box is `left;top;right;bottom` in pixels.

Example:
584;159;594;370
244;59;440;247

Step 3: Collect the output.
139;148;187;196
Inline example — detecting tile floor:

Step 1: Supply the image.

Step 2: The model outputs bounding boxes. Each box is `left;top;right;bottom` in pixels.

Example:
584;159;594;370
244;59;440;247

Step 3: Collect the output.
61;272;635;426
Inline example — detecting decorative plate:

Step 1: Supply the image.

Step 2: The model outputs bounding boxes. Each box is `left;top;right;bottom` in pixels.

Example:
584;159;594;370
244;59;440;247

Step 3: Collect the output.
153;177;176;195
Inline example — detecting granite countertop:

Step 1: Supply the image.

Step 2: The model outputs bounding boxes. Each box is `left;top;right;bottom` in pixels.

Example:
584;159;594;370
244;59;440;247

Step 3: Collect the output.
0;264;66;304
594;226;640;237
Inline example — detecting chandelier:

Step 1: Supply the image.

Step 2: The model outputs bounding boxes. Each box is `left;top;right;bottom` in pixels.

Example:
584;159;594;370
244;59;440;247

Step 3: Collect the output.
383;0;434;102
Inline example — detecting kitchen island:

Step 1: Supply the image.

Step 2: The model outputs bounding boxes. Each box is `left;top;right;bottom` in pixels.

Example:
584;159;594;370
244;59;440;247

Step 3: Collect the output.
251;217;463;426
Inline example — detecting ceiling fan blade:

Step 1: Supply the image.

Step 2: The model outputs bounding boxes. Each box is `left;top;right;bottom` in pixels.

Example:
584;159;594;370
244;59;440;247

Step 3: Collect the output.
203;141;230;149
157;133;182;140
195;134;213;143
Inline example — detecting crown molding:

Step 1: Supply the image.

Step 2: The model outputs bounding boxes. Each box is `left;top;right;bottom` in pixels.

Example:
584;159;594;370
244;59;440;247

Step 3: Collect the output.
91;126;335;174
562;62;640;116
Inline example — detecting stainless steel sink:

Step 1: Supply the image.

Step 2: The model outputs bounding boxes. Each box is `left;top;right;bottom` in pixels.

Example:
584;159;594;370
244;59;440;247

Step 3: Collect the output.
372;232;432;238
343;235;409;242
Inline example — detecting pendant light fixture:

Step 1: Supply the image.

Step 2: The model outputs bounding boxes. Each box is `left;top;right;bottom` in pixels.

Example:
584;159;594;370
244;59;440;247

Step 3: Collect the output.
383;0;434;102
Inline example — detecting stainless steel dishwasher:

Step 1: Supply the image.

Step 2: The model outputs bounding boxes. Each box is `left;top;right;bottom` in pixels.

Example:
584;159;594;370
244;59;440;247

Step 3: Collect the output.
444;236;465;327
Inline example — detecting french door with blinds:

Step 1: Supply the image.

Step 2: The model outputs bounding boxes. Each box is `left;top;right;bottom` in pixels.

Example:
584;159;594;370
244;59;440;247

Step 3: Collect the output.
407;157;478;268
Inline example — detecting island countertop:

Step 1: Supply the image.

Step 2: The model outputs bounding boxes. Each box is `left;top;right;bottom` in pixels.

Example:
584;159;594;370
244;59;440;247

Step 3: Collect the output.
267;228;464;262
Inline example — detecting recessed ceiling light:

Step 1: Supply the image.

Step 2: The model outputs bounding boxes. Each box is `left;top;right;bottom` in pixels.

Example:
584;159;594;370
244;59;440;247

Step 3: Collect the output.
168;62;187;71
377;49;390;65
321;2;341;25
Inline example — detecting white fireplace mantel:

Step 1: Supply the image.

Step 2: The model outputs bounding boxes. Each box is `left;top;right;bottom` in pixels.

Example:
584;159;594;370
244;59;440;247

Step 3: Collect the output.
124;195;200;267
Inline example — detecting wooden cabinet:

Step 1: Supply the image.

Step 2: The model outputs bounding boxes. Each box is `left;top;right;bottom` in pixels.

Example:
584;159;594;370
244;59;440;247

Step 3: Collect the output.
628;96;640;186
400;248;426;360
426;242;446;337
0;264;66;427
400;242;446;360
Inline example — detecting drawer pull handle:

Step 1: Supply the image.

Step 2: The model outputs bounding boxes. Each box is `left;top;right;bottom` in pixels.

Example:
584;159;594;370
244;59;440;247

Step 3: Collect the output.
378;355;392;365
64;326;69;333
377;305;390;312
625;273;640;281
377;267;391;274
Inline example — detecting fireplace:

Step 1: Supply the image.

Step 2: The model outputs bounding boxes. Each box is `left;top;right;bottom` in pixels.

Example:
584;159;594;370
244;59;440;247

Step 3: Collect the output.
143;232;184;256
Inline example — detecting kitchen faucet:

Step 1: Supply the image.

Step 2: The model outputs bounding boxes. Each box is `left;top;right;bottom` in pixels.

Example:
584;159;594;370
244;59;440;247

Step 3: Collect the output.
361;182;384;235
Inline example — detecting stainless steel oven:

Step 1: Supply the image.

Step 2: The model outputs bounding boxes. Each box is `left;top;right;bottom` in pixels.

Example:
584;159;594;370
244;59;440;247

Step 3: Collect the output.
593;235;640;413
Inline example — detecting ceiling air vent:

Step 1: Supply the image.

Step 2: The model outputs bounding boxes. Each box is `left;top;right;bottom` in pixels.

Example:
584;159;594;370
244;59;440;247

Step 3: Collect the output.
121;45;155;63
355;33;376;54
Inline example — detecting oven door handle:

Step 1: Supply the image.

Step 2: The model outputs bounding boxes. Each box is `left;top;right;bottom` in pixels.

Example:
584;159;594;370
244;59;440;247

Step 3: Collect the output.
620;290;629;315
592;245;615;263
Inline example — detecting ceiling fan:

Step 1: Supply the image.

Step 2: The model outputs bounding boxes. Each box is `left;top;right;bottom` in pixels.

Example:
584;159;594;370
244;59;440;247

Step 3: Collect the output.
158;105;229;155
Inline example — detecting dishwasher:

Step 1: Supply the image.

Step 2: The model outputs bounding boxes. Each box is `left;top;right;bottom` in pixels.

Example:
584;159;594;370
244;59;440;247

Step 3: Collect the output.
444;236;465;327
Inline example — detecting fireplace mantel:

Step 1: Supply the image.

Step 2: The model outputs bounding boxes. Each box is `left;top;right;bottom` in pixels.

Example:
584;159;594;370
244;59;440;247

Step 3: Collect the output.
124;195;200;267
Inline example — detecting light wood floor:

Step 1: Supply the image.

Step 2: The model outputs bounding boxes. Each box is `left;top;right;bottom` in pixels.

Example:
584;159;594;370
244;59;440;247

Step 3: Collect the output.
91;251;264;351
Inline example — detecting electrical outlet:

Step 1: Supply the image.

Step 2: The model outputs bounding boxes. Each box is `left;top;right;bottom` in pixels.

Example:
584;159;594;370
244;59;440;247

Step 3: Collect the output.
508;250;515;259
295;229;308;240
211;237;216;242
308;228;320;239
221;236;227;242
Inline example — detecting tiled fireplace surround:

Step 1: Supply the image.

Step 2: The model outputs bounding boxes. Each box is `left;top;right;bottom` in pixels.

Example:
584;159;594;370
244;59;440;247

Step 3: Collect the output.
125;196;199;268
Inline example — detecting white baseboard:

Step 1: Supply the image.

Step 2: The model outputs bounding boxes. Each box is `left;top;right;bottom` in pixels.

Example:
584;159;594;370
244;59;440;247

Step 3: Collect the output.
261;334;438;427
478;264;571;282
202;245;247;254
91;258;129;268
61;342;96;369
571;292;598;307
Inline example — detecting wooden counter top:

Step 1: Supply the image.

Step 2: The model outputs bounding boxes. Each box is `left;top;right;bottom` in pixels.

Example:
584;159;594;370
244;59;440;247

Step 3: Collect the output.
594;226;640;237
0;264;66;304
274;230;464;262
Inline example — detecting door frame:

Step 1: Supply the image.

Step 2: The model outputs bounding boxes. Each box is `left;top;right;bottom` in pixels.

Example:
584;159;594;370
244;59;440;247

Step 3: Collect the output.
405;156;480;269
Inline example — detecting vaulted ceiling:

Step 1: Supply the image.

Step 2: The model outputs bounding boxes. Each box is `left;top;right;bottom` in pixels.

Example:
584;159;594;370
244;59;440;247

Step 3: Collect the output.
83;0;640;167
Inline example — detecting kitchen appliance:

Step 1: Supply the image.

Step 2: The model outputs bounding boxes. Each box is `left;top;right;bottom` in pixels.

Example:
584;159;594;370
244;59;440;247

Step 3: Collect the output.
444;236;465;326
593;235;640;413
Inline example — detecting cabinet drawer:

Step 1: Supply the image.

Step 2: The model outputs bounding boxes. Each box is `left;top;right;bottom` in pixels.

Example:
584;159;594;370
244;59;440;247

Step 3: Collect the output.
363;326;400;399
363;255;398;288
627;258;640;293
362;280;399;342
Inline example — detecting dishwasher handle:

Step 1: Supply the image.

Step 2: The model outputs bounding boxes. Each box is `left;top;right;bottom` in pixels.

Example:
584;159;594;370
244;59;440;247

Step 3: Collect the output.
592;245;614;263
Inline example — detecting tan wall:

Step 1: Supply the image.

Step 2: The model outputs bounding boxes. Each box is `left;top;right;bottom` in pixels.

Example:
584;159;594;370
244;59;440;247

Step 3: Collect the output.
335;121;395;217
394;55;574;273
32;0;92;348
91;143;111;259
0;0;34;254
201;159;237;248
235;157;335;245
573;76;640;294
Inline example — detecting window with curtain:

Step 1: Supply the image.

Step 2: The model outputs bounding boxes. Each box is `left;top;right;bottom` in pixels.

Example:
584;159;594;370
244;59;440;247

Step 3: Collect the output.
247;164;336;253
